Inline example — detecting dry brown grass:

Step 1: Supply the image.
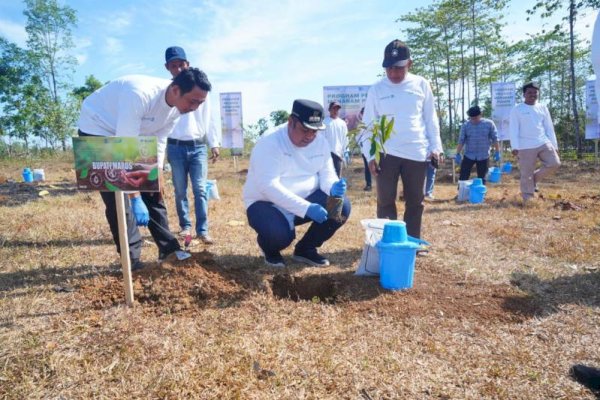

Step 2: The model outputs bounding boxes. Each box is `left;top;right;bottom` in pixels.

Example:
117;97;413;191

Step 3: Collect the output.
1;155;600;399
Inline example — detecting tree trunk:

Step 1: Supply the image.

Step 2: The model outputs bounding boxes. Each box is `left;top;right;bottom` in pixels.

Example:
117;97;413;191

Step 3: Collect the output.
471;0;478;104
568;0;580;157
444;25;453;139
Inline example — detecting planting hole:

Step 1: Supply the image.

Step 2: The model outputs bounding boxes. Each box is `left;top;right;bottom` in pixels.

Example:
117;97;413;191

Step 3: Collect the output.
271;274;339;303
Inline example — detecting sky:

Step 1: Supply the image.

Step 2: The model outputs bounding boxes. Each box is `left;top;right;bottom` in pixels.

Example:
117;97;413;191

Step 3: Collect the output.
0;0;597;126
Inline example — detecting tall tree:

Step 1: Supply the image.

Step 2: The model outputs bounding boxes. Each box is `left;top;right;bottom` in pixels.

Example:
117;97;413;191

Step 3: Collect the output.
72;75;103;104
24;0;77;150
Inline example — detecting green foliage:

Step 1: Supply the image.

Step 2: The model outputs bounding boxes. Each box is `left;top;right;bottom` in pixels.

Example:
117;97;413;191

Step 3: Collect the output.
269;110;289;127
72;75;103;103
349;116;394;163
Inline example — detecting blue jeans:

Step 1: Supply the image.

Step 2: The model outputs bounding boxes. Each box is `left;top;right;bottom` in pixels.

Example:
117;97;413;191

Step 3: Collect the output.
246;190;351;256
425;161;436;196
167;143;209;236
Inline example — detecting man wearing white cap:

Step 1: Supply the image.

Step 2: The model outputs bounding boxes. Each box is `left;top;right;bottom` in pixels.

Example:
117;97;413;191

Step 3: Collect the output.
361;39;443;240
243;99;350;267
164;46;221;245
322;101;349;177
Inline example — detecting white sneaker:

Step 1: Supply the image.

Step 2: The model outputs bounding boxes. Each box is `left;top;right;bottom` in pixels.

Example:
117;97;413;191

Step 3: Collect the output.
179;228;192;237
174;250;191;261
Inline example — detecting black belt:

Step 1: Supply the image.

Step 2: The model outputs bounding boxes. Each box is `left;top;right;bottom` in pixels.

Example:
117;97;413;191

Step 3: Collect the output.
167;138;206;146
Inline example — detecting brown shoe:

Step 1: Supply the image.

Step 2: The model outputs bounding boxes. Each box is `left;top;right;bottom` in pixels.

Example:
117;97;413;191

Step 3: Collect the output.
198;234;214;245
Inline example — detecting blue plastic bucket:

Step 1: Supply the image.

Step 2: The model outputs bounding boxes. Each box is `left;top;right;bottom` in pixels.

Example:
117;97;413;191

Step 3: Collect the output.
22;168;33;183
501;162;512;174
488;167;501;183
469;182;487;204
378;244;418;290
376;221;420;290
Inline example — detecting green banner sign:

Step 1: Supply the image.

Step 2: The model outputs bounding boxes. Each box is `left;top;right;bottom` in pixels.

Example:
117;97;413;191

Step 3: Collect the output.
72;136;159;192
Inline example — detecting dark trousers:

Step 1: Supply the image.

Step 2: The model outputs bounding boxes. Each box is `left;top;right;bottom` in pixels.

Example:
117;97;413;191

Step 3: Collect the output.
376;154;427;238
246;190;351;256
362;155;372;187
459;156;489;184
331;152;343;178
79;131;180;262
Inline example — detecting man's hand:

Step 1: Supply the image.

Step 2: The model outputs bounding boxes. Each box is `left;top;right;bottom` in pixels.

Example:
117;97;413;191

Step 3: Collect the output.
368;159;380;176
494;150;501;162
130;196;149;226
210;147;220;163
330;178;347;197
454;153;462;164
122;170;150;188
306;203;328;223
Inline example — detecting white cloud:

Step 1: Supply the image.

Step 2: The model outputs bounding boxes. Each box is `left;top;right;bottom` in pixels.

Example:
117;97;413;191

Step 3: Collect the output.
0;18;27;47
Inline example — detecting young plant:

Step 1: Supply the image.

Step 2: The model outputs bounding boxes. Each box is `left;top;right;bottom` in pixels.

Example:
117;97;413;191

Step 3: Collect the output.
347;115;395;163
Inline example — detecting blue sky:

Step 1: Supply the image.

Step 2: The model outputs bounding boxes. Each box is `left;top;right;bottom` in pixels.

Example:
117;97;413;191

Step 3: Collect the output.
0;0;597;125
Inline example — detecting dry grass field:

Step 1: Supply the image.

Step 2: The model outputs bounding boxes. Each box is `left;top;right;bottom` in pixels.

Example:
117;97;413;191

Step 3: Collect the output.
1;154;599;399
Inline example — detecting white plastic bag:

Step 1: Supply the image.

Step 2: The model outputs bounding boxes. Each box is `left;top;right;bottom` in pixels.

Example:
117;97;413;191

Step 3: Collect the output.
206;179;220;201
355;218;389;276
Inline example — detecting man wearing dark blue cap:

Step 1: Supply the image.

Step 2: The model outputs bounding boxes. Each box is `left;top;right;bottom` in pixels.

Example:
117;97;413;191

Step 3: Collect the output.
164;46;221;245
361;39;443;240
243;99;351;267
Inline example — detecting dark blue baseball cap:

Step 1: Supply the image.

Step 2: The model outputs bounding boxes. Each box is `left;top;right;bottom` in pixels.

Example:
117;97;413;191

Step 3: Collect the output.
165;46;187;63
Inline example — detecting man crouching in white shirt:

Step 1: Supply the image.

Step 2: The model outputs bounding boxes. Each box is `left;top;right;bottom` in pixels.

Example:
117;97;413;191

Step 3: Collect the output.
243;99;351;267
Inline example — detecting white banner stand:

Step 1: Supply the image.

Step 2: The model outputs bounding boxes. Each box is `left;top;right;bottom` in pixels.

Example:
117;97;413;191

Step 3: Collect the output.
115;192;135;307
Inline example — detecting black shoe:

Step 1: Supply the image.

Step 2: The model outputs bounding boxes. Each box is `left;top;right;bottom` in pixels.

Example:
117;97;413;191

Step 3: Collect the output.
292;248;330;266
131;259;145;271
263;251;285;267
363;185;372;191
570;364;600;390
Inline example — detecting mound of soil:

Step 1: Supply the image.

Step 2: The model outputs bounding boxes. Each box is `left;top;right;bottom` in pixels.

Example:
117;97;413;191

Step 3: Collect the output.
79;252;540;323
79;251;260;313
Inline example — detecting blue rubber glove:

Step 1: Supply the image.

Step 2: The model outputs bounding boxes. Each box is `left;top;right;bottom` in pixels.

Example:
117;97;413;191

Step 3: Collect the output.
330;178;347;197
306;203;328;223
454;153;462;164
494;151;501;162
130;196;149;226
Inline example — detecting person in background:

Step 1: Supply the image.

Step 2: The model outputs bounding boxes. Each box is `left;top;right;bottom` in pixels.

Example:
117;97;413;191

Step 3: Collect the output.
77;69;211;269
164;46;220;245
354;107;372;191
243;99;350;268
454;105;500;184
322;101;349;177
509;82;560;202
424;159;436;201
361;39;443;240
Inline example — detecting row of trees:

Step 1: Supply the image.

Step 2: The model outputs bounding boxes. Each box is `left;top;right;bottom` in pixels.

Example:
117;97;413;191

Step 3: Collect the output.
400;0;599;156
1;0;599;157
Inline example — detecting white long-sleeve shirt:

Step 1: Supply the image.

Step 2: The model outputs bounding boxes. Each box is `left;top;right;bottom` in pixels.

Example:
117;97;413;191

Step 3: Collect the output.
242;123;338;218
322;116;348;157
361;73;442;162
509;102;558;150
169;93;221;148
77;74;180;167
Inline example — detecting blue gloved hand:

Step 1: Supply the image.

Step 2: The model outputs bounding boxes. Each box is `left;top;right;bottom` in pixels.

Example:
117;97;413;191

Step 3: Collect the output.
330;178;347;197
494;151;501;162
306;203;328;223
454;153;462;164
130;196;149;226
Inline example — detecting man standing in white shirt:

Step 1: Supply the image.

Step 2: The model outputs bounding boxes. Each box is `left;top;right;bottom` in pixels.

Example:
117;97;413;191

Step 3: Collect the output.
322;101;349;177
77;68;211;269
243;99;350;267
164;46;221;244
509;82;560;202
361;39;443;240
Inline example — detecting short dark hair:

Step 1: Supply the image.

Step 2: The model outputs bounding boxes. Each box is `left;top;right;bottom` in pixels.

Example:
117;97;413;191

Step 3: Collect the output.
522;82;540;94
172;67;211;95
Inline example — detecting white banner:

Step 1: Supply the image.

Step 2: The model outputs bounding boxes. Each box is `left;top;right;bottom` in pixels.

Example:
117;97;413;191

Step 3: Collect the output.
323;85;370;131
491;82;516;141
586;80;600;140
219;92;244;149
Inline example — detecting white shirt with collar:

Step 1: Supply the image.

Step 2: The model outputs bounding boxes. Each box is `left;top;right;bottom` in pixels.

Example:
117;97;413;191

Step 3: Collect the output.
168;93;221;148
361;72;442;162
509;102;558;150
77;74;180;167
242;123;338;219
322;116;349;157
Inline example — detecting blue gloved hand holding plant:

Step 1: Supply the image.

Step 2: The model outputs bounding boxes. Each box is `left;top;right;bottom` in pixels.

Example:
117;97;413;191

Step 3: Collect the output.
306;203;328;223
130;196;149;226
330;178;347;197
